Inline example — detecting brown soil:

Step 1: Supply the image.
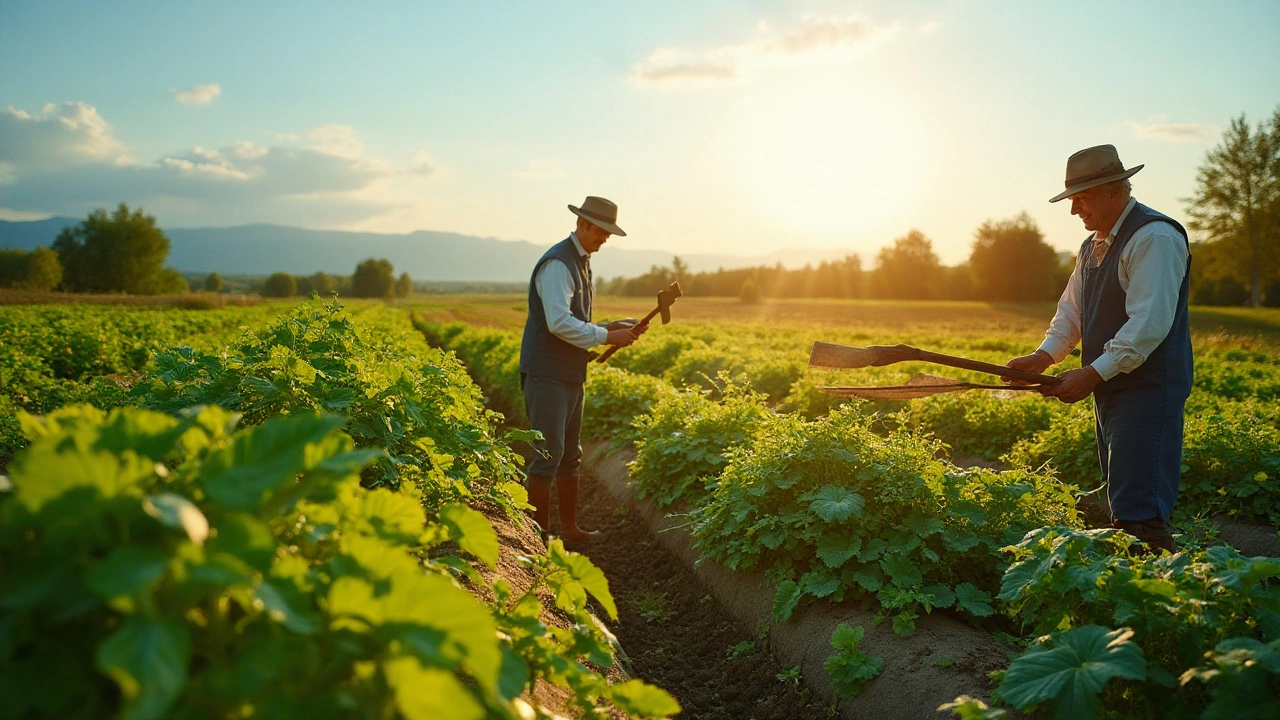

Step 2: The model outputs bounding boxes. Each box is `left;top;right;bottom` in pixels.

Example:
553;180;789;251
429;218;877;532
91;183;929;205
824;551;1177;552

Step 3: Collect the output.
560;463;836;719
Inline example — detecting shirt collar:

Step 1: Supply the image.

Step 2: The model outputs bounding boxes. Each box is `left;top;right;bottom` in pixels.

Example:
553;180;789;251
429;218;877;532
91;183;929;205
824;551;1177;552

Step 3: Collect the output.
569;232;590;257
1096;197;1137;246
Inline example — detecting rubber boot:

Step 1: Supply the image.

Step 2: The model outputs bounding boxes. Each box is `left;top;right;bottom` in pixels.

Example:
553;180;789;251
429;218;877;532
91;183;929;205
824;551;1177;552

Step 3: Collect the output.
556;474;602;545
1113;518;1176;554
526;475;554;542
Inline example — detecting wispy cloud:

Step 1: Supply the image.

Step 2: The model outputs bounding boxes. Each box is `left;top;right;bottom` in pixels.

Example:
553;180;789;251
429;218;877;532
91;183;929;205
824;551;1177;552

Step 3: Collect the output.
0;102;440;226
1126;119;1219;143
172;83;222;105
629;15;897;86
407;150;436;175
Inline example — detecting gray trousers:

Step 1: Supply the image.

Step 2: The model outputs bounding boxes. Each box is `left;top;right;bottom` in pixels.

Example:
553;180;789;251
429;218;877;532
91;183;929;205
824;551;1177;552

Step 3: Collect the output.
522;373;585;478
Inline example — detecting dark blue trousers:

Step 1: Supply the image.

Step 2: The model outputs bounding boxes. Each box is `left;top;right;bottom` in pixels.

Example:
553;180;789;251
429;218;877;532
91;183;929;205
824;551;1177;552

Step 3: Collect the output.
522;373;585;478
1093;385;1187;522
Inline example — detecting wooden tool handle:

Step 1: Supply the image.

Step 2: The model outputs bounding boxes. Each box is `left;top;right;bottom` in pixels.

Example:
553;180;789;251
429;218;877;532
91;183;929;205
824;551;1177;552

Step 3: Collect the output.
595;307;661;364
917;348;1061;386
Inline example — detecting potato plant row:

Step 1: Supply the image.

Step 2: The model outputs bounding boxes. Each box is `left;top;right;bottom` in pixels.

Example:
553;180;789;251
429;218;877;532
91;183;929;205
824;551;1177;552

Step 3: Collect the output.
0;299;679;720
421;318;1280;718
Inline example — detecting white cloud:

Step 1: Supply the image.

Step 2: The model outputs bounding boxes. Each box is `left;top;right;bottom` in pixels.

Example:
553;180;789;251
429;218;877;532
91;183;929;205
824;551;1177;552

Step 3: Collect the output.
629;15;896;86
308;124;365;158
1126;119;1219;143
0;103;439;227
408;151;436;175
172;83;222;105
0;102;131;169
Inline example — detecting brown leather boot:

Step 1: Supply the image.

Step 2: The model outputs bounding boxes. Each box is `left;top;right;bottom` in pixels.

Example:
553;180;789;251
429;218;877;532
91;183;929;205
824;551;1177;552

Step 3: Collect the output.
1113;518;1176;554
556;474;602;545
526;475;554;540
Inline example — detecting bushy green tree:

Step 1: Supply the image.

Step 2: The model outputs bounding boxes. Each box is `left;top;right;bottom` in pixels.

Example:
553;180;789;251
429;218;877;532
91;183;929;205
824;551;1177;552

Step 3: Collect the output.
311;271;336;296
968;213;1061;301
394;272;413;298
294;274;314;296
0;249;28;287
24;247;63;291
870;229;944;299
739;274;762;303
1186;109;1280;308
263;271;296;297
52;203;177;294
352;258;394;298
203;272;223;293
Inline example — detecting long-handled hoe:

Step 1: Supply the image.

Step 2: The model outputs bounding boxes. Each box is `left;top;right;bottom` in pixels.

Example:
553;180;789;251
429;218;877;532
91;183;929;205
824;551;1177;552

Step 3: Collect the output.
808;341;1061;399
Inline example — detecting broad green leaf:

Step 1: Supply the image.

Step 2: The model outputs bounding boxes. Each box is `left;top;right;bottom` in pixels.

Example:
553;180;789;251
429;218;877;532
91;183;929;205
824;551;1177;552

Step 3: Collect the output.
548;544;617;620
880;554;923;589
87;546;168;602
999;625;1146;720
772;580;802;623
207;513;275;573
95;618;190;720
923;583;956;609
830;623;864;651
817;532;861;569
383;655;484;720
200;414;343;510
142;493;209;546
902;513;944;537
383;572;502;693
10;445;155;514
498;645;530;700
439;503;499;568
850;567;883;592
607;679;682;718
800;569;841;598
92;409;186;460
351;489;424;544
955;583;994;617
807;485;865;522
997;555;1055;602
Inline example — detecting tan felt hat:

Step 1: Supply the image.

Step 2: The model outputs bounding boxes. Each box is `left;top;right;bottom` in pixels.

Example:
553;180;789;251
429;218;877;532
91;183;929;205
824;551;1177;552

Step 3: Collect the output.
1049;144;1144;203
568;196;626;236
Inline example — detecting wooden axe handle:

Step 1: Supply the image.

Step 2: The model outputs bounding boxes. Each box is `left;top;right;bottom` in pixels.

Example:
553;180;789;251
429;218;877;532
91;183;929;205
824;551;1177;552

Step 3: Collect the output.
916;348;1061;386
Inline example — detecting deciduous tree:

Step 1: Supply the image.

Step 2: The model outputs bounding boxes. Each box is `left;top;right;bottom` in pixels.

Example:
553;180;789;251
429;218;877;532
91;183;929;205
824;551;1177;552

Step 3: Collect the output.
204;272;223;293
1186;110;1280;308
968;213;1061;301
870;230;944;300
263;272;296;298
352;258;395;298
52;203;176;294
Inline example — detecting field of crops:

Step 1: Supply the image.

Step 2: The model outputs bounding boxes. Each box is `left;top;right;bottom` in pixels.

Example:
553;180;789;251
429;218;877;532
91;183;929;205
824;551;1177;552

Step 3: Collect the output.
3;294;1277;719
0;298;678;720
415;295;1280;719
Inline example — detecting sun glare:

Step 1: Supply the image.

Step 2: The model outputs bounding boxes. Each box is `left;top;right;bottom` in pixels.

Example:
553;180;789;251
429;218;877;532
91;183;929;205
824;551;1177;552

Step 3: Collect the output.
730;77;929;240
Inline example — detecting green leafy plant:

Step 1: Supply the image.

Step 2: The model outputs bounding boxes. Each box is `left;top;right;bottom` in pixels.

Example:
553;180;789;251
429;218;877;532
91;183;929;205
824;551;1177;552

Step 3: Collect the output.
998;625;1147;720
822;624;883;698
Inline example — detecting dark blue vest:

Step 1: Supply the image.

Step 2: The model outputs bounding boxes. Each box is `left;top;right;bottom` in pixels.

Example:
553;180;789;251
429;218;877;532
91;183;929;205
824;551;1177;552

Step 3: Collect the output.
519;237;594;384
1081;202;1193;395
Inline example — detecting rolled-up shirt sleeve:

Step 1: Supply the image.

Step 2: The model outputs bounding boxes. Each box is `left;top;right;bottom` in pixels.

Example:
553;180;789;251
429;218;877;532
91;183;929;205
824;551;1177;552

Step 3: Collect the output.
1038;256;1085;364
1092;222;1189;380
534;259;608;350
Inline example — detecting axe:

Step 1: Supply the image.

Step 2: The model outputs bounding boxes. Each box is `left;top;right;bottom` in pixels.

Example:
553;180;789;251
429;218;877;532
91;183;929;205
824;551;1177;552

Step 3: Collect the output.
808;341;1061;387
595;282;683;363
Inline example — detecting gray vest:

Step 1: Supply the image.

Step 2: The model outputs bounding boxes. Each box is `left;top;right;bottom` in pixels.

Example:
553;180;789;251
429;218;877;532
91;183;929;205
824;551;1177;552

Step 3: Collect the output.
519;237;593;384
1080;202;1193;395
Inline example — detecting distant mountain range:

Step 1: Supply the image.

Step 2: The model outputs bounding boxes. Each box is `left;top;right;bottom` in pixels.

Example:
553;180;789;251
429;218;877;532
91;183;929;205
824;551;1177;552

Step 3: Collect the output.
2;215;860;280
0;217;853;282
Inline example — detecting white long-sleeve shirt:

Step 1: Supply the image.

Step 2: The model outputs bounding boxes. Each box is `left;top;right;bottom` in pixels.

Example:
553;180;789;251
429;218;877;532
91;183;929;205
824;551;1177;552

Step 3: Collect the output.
1038;197;1189;380
533;233;608;349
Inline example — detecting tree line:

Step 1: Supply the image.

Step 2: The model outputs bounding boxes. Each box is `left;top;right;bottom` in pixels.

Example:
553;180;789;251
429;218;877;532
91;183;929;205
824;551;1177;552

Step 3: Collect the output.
0;203;414;299
600;214;1074;303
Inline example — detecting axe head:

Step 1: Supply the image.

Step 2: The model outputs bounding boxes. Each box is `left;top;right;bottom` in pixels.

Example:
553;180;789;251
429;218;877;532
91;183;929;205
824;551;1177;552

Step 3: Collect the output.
657;282;683;324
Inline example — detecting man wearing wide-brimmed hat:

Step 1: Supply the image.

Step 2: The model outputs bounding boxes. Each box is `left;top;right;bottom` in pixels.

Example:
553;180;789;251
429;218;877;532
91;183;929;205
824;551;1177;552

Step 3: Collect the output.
1005;145;1192;553
519;196;645;544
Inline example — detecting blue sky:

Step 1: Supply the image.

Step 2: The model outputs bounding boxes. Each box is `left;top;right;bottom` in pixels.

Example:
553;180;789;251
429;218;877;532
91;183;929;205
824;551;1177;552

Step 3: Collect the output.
2;0;1277;263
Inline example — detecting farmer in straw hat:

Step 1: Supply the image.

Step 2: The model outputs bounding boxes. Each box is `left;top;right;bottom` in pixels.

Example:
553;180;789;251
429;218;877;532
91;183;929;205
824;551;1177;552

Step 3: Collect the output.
519;196;645;544
1005;145;1192;553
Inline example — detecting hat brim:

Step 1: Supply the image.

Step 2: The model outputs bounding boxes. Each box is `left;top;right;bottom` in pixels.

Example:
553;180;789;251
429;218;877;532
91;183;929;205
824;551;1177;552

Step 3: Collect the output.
569;205;626;236
1049;165;1143;203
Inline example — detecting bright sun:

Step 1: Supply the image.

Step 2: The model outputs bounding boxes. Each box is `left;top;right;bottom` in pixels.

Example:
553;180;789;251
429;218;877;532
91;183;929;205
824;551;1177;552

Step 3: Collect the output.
730;76;929;239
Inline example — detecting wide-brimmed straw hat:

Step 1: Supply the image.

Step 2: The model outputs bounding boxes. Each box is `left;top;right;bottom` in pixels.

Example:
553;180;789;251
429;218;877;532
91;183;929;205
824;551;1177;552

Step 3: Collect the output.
568;196;626;236
1049;145;1144;203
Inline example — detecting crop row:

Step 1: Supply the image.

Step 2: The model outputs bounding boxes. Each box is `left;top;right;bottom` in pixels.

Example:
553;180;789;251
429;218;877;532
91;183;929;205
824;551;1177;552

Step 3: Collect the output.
420;318;1280;718
0;299;678;720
